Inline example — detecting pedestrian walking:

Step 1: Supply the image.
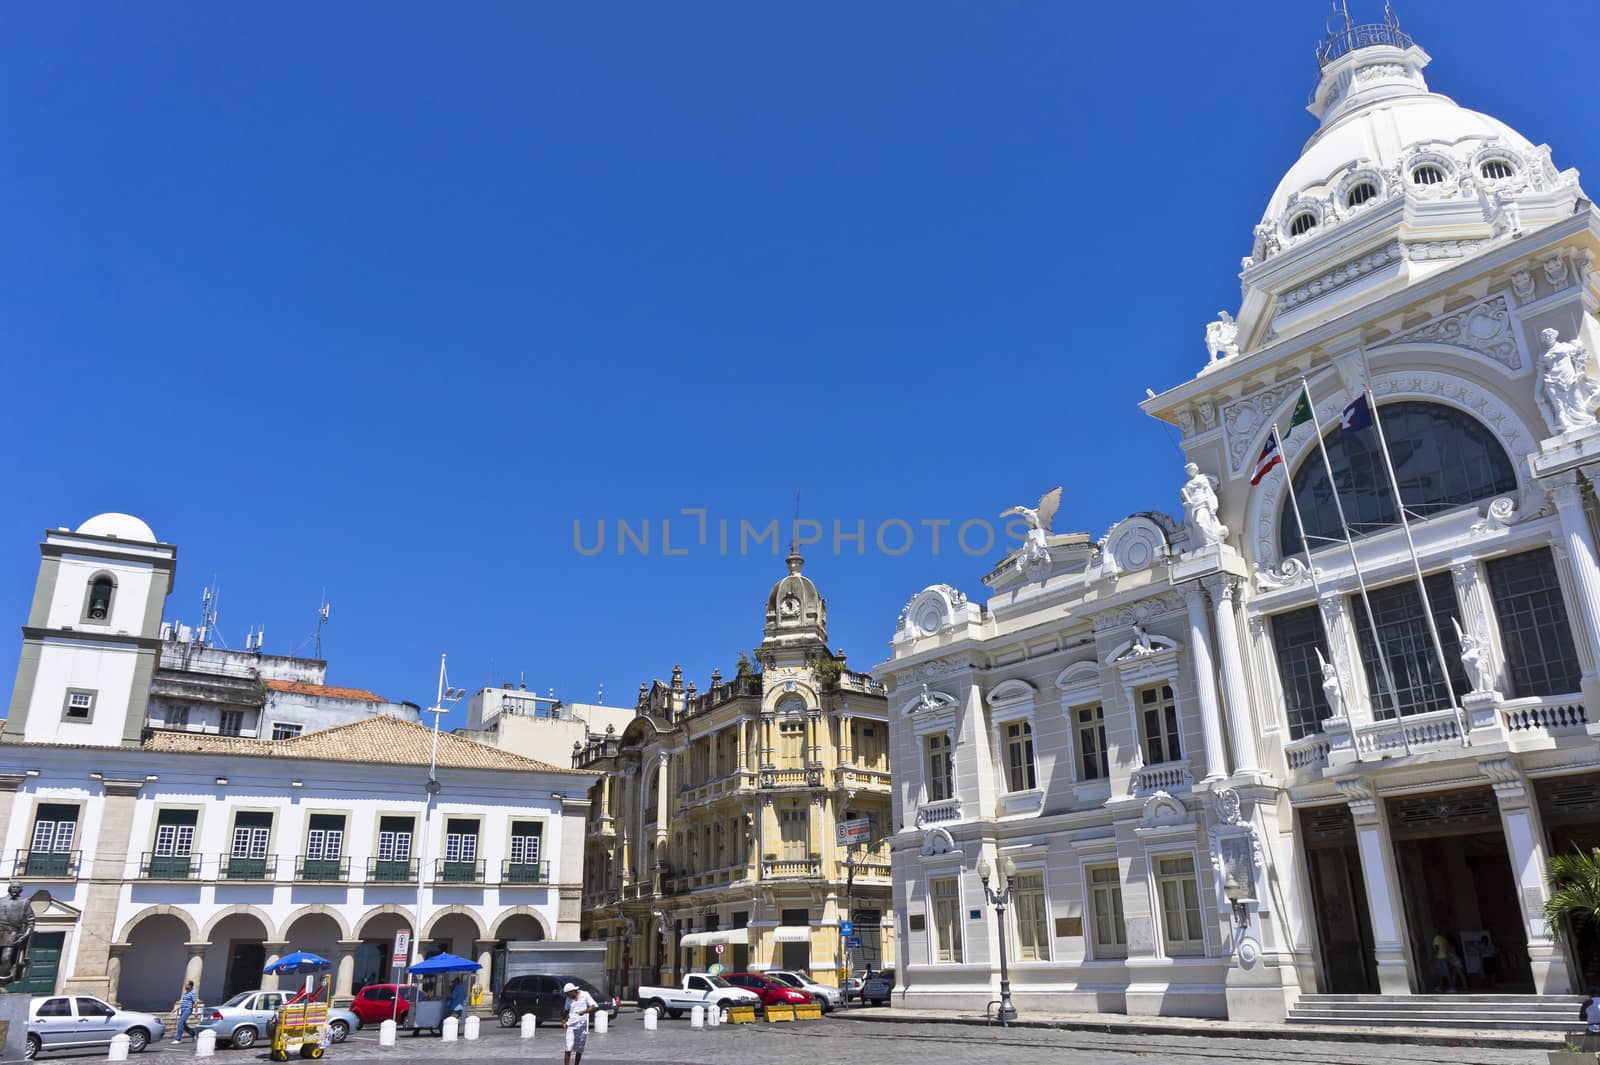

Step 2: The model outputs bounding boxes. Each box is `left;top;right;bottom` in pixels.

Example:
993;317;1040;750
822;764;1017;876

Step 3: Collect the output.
1581;990;1600;1053
562;981;600;1065
172;980;199;1044
447;977;468;1024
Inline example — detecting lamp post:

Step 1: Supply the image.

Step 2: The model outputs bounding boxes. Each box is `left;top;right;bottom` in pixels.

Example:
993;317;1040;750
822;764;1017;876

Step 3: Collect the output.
976;856;1018;1026
412;654;466;973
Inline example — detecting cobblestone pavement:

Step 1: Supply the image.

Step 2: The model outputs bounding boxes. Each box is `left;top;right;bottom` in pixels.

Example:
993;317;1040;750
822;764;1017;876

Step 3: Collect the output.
104;1013;1552;1065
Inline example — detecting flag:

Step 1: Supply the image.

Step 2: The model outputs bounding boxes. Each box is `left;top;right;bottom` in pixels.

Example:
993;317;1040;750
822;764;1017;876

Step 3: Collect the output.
1339;393;1372;432
1287;385;1315;437
1250;433;1282;486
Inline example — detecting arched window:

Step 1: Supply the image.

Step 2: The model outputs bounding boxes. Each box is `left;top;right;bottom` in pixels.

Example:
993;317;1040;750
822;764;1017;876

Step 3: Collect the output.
1345;181;1378;207
1279;401;1516;558
82;574;116;624
1288;212;1318;237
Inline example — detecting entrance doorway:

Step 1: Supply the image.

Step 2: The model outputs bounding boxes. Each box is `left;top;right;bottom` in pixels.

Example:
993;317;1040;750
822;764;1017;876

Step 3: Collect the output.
1300;805;1379;993
225;941;266;999
1537;774;1600;990
1388;787;1531;992
11;930;64;996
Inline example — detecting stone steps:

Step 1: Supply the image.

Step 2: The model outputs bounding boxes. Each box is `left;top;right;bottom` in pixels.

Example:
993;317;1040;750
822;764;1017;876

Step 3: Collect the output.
1287;993;1583;1032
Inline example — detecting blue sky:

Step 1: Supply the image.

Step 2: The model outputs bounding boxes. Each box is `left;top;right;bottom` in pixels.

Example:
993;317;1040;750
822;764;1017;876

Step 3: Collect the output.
3;2;1596;726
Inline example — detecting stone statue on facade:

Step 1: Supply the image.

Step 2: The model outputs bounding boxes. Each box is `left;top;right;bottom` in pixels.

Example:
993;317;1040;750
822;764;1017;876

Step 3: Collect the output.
1130;623;1156;656
1467;177;1522;239
1315;649;1345;720
1180;463;1229;546
1001;486;1062;582
1536;327;1600;435
1204;311;1240;364
0;882;38;990
1452;617;1492;693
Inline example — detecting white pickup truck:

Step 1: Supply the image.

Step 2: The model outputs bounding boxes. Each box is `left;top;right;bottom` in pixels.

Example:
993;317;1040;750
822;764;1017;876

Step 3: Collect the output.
636;973;761;1018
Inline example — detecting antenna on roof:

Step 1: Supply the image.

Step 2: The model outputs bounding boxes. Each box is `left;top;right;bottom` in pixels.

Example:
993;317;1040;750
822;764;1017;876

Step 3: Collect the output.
314;592;330;659
790;490;801;556
597;683;604;704
198;582;224;649
245;626;265;653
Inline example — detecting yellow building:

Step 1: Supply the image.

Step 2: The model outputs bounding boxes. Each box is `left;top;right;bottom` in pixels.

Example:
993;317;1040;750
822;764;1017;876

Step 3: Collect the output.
575;552;893;995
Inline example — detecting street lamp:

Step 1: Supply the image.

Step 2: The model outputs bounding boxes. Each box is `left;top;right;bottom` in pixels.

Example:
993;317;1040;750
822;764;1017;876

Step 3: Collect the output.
976;856;1018;1026
1223;875;1255;932
412;654;466;973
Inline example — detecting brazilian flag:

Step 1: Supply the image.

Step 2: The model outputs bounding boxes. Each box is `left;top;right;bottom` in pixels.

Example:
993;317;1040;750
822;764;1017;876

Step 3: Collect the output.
1286;385;1314;437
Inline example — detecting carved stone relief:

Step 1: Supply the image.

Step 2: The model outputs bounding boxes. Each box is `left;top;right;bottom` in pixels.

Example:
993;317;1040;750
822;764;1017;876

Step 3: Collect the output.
1372;293;1520;371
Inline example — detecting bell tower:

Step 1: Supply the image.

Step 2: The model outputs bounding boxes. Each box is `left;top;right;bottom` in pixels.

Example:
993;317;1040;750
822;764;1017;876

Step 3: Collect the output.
3;513;176;747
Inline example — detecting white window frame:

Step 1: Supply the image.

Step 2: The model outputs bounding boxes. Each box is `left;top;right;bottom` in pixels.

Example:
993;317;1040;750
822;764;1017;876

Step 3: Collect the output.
1084;861;1127;960
929;875;964;964
923;732;955;803
30;806;79;853
1056;662;1112;795
1152;851;1206;958
1010;867;1051;962
270;722;303;741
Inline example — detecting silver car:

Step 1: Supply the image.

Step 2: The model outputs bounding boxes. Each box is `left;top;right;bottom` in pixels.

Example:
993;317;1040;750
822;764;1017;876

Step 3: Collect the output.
199;989;359;1049
766;970;842;1011
27;994;166;1059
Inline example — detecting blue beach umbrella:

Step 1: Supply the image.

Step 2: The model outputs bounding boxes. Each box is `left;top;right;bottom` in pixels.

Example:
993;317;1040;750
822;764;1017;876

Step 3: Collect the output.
263;951;332;975
406;952;481;974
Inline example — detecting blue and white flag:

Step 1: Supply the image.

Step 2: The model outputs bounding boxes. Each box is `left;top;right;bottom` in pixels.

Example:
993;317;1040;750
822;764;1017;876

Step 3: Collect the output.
1339;393;1373;432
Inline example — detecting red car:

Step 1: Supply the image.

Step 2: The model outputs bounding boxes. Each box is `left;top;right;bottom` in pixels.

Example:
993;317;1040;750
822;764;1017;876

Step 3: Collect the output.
722;972;813;1007
348;984;416;1025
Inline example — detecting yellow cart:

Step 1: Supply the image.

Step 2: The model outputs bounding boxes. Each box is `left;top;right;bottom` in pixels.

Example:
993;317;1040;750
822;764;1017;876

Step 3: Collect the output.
269;1002;329;1061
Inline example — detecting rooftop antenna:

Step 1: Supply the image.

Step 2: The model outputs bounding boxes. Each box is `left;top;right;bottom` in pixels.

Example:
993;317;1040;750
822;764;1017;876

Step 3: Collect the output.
198;582;225;648
597;682;604;704
314;592;330;659
245;626;265;652
790;490;801;556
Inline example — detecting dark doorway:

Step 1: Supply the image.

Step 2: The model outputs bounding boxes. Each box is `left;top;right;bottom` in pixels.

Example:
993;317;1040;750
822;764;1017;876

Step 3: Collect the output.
780;908;811;972
1538;774;1600;990
225;941;266;999
1388;787;1532;992
11;930;64;996
1300;805;1379;993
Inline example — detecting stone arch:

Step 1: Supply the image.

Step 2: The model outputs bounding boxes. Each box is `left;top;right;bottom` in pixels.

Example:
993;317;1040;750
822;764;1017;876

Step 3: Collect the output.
201;903;277;942
355;905;417;939
117;904;200;944
280;904;352;941
492;907;551;941
423;905;487;941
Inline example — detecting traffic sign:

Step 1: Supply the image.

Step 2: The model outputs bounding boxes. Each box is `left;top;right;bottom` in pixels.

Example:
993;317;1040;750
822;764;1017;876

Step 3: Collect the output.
839;920;854;937
391;930;411;967
714;944;725;956
846;936;862;948
836;818;872;846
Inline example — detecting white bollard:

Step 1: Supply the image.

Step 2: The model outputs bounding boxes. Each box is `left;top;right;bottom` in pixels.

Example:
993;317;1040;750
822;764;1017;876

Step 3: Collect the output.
107;1034;130;1061
441;1016;459;1042
593;1009;608;1034
709;1004;722;1027
379;1019;397;1047
690;1004;704;1029
464;1015;480;1040
642;1007;658;1031
194;1029;216;1058
520;1013;536;1039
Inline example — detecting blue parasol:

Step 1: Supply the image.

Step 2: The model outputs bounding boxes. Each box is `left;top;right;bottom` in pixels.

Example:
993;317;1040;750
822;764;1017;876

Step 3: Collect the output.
406;952;481;974
263;951;332;975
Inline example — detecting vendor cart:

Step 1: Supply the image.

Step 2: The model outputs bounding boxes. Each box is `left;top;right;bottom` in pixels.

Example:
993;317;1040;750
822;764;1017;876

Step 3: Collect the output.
405;952;482;1036
262;950;333;1060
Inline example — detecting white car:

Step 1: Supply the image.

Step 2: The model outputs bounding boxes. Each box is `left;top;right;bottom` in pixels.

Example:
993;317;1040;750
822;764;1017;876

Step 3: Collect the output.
766;970;842;1011
26;995;165;1059
636;973;760;1018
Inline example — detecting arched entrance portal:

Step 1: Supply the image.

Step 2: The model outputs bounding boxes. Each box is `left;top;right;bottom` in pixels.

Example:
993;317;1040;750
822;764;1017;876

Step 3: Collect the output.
122;913;192;1012
354;910;413;995
207;912;273;1003
490;912;546;992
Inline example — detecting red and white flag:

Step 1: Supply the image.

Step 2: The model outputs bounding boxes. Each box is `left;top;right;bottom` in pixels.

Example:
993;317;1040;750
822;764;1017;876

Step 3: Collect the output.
1249;434;1282;486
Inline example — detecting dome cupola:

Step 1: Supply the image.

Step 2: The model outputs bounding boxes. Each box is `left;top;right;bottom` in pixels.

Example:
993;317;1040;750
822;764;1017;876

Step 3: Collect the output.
763;551;827;646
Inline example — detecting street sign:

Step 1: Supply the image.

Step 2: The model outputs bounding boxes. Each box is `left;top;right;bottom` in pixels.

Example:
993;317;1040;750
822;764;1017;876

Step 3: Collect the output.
846;936;862;949
836;818;872;846
839;920;854;937
714;944;725;956
707;963;725;977
392;930;411;967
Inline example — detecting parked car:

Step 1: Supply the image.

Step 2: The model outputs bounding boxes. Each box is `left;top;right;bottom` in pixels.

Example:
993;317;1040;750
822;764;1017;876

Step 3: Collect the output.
721;973;813;1008
25;994;165;1060
635;973;760;1019
841;975;865;1003
861;969;896;1006
495;975;618;1028
765;970;841;1012
199;989;359;1049
347;984;416;1027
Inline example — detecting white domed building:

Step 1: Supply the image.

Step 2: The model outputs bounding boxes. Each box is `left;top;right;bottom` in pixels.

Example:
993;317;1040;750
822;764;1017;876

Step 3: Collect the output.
876;16;1598;1025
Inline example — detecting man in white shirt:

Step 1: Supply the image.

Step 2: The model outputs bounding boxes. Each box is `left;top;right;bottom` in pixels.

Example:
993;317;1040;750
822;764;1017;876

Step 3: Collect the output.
562;982;600;1065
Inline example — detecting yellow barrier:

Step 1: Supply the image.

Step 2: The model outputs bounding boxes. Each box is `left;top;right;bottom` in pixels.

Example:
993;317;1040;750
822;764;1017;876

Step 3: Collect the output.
764;1005;796;1023
794;1004;823;1021
726;1006;758;1025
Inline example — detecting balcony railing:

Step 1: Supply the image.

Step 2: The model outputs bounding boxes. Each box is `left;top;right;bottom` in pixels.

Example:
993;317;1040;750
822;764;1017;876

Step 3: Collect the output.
1317;21;1414;68
295;856;351;882
915;798;961;826
141;852;199;879
14;849;80;879
501;860;550;885
834;766;891;791
1284;734;1332;771
367;857;418;883
761;858;821;879
219;853;278;881
1355;707;1462;755
1500;696;1588;735
1130;761;1192;796
435;858;485;884
759;767;821;789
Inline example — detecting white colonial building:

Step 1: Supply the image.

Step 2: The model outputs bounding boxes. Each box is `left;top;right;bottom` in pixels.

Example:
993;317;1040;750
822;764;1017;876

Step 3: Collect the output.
876;18;1600;1022
1;513;595;1010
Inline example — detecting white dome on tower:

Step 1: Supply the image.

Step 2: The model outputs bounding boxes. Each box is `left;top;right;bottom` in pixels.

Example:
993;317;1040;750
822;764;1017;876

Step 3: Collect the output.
76;512;157;543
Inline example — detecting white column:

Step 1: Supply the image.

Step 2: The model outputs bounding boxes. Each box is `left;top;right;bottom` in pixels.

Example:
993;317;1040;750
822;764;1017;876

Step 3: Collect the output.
1209;576;1261;776
1483;758;1573;993
1183;583;1230;782
1547;471;1600;671
1337;782;1414;994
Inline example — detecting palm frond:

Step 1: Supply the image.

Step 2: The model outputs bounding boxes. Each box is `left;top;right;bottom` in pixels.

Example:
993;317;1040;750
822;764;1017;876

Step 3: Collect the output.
1542;847;1600;945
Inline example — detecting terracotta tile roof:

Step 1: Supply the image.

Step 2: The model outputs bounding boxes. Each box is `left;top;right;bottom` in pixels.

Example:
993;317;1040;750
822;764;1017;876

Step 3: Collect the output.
142;715;590;775
263;679;386;703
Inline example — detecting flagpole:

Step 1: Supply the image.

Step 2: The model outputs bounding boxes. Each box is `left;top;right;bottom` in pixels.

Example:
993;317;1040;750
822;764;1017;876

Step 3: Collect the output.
1361;380;1470;747
1301;378;1412;756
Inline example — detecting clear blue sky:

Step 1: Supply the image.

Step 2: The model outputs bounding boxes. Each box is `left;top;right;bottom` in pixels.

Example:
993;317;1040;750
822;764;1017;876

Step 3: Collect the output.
3;2;1595;726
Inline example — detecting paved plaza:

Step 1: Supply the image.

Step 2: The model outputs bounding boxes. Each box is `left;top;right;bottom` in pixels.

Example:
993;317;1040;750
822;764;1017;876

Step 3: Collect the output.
76;1014;1553;1065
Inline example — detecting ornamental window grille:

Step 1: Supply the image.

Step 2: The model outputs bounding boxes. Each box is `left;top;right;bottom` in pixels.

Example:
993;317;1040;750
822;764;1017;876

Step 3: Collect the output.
1350;572;1469;718
1288;212;1318;236
1487;548;1583;697
1271;606;1334;739
1479;159;1515;180
1345;181;1378;206
1412;164;1446;185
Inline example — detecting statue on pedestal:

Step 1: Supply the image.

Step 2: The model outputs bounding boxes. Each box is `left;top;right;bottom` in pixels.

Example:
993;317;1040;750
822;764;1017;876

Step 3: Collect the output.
1452;618;1492;694
1001;486;1062;582
0;882;38;991
1180;463;1229;546
1204;311;1240;364
1316;649;1345;720
1536;327;1600;435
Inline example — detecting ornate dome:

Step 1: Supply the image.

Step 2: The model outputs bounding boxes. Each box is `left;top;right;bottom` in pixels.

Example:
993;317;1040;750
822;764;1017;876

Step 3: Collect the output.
763;552;827;645
76;512;157;543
